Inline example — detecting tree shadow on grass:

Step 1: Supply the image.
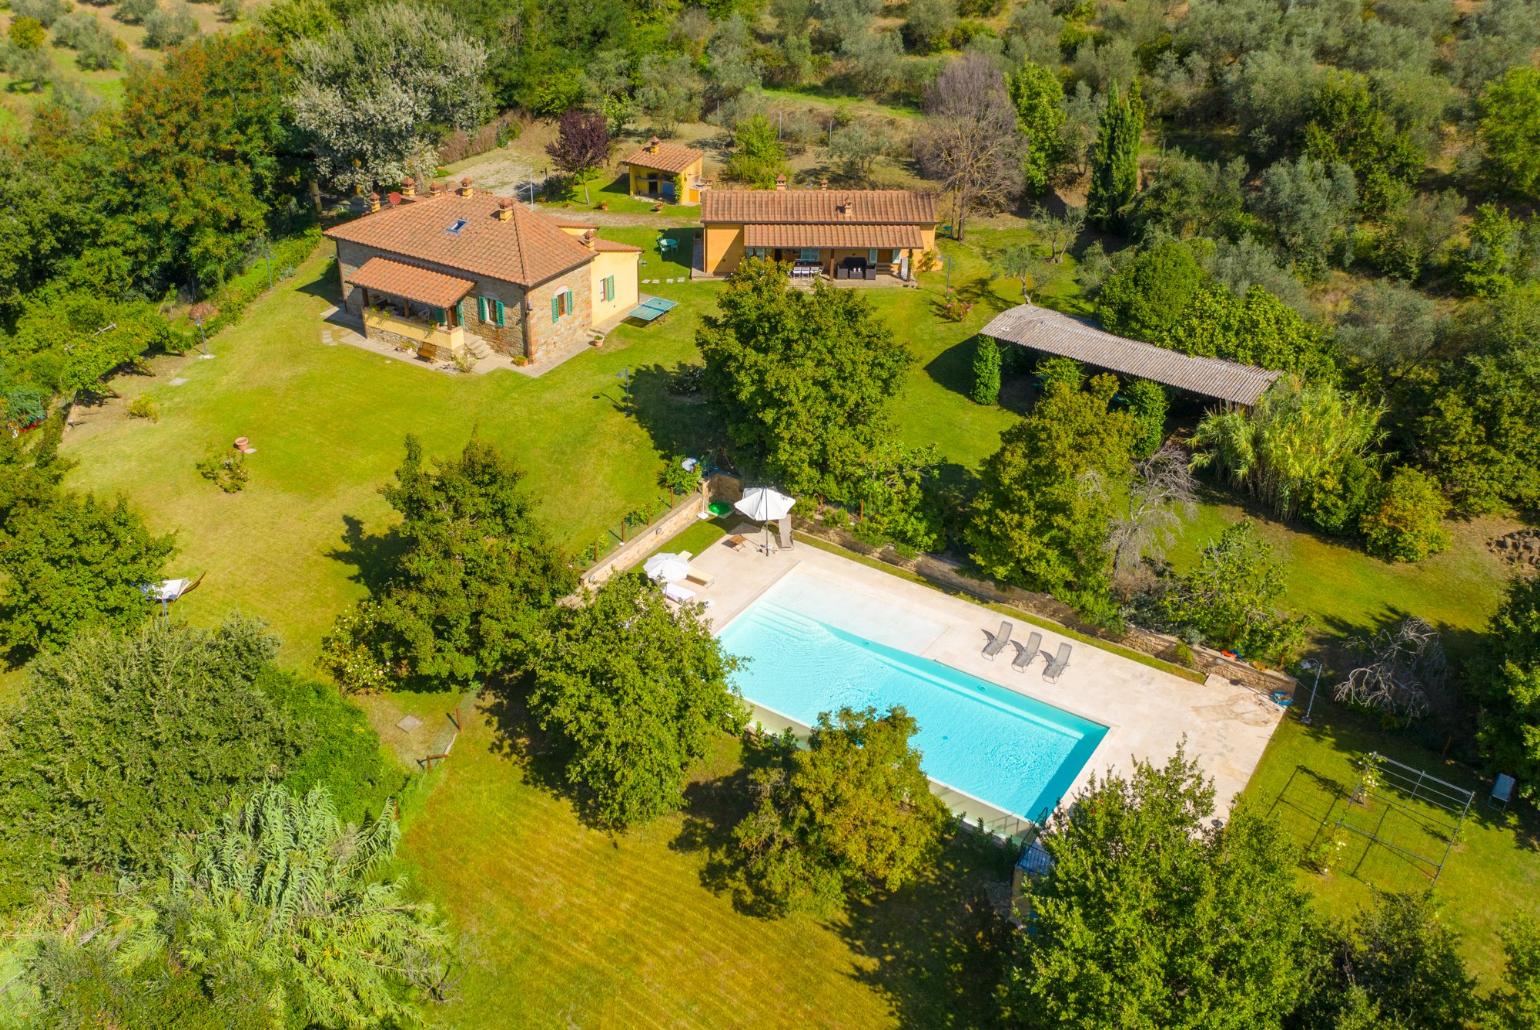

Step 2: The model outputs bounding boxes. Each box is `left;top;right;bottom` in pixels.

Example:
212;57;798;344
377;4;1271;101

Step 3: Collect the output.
325;514;405;595
835;831;1014;1028
670;731;782;904
295;260;342;304
617;363;728;468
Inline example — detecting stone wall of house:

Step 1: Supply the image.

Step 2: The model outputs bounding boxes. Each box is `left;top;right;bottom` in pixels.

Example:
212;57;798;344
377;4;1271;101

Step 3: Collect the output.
524;263;595;366
333;239;607;362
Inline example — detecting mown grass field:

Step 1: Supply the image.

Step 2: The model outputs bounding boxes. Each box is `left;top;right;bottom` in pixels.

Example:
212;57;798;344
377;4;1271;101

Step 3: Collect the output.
55;220;1538;1014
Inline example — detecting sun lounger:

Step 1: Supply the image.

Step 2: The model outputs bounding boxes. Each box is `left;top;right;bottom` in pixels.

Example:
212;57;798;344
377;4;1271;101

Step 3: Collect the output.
1043;642;1072;683
663;582;696;604
982;620;1013;660
685;565;715;587
1013;631;1043;672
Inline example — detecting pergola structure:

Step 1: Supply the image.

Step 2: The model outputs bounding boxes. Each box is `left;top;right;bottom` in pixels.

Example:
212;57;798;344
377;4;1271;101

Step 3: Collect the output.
981;303;1281;408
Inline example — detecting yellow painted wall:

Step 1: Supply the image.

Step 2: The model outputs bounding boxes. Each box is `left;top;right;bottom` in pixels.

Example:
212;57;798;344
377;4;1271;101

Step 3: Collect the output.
703;224;745;276
590;250;640;324
627;159;704;204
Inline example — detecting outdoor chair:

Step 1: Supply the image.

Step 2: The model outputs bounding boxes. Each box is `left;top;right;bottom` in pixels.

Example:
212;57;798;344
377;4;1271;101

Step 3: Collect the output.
982;620;1013;661
663;582;696;604
1490;773;1516;811
1043;642;1072;683
726;534;750;552
1013;631;1043;673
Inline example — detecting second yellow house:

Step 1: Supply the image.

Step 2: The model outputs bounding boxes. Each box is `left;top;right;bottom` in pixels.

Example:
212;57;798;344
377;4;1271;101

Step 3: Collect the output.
700;183;938;282
621;137;705;205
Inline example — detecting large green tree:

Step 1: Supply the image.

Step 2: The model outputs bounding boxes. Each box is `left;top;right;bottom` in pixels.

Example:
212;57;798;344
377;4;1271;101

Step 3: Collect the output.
290;2;489;192
1002;749;1314;1028
1296;892;1478;1030
1008;61;1065;195
106;30;300;292
1157;283;1338;380
1095;238;1205;339
529;571;746;828
1416;288;1540;515
1478;66;1540;203
1301;69;1424;213
697;260;932;537
322;436;573;692
1086;80;1143;232
966;370;1136;614
0;421;171;663
0;618;293;910
1472;574;1540;803
731;707;951;916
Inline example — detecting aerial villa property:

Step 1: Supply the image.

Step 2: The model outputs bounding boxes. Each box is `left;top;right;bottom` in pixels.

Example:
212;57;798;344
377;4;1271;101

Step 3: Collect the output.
323;177;641;368
699;183;939;282
620;136;706;204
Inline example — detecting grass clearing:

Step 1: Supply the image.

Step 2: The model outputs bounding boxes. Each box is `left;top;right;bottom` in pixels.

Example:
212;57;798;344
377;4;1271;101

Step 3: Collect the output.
404;708;1008;1028
1241;706;1540;982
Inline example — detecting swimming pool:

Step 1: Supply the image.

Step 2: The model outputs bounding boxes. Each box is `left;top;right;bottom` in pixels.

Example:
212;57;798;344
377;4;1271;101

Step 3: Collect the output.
719;592;1108;822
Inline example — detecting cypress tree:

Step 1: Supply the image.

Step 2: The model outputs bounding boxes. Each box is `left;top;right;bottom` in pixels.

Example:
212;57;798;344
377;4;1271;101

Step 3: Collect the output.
1088;81;1144;233
971;335;1003;405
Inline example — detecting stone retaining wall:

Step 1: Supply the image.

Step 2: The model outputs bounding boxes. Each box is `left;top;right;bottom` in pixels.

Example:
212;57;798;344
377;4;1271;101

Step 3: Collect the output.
580;474;737;587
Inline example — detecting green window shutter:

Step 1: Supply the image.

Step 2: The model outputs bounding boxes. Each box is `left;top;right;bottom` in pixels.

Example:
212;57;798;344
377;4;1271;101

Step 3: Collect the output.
493;299;505;326
551;294;559;322
455;300;465;326
431;306;444;324
477;296;487;321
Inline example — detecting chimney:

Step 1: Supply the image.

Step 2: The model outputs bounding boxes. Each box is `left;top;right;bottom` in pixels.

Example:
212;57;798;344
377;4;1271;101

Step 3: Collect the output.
430;180;446;197
819;177;828;191
458;176;474;197
367;192;381;213
837;195;853;217
774;174;786;191
581;229;595;250
647;135;660;154
401;176;416;199
496;197;515;221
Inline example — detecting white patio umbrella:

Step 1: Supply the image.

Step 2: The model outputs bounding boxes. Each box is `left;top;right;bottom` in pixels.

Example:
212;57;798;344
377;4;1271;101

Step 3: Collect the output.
643;552;690;582
734;487;796;551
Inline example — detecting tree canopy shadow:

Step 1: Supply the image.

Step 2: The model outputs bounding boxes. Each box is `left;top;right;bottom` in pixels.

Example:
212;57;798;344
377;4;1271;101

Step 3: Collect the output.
835;831;1014;1028
296;260;342;304
617;362;729;468
325;513;405;595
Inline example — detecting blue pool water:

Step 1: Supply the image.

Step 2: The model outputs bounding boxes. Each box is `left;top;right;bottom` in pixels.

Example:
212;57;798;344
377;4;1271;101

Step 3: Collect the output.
719;598;1107;821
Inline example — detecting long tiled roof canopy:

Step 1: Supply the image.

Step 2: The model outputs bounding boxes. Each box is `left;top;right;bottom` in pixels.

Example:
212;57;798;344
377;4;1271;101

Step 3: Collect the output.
743;223;925;249
621;141;704;174
701;189;937;225
981;304;1282;407
347;257;474;308
324;192;595;287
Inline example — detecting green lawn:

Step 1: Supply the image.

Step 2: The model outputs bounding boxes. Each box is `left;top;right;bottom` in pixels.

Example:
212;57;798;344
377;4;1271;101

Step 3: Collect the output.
405;712;1007;1028
1240;705;1540;981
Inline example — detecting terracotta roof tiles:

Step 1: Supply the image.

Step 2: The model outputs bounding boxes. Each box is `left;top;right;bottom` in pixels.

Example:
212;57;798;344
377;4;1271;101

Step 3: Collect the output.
346;257;474;308
701;189;937;225
324;193;597;287
621;140;704;175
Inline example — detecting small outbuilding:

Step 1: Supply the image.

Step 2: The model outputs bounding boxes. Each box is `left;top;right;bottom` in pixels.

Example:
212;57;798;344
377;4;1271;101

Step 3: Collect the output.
621;137;705;205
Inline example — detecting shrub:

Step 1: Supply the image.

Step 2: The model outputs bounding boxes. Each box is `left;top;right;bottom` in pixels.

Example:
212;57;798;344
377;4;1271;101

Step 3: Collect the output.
1096;239;1205;339
143;2;198;48
1360;467;1450;562
196;447;247;492
10;0;69;27
3;388;46;428
218;0;242;20
970;334;1002;404
1124;379;1167;458
127;395;159;421
660;455;703;495
7;17;46;49
114;0;157;24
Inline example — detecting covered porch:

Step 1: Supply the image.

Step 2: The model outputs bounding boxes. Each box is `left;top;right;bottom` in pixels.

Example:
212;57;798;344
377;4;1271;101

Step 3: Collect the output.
743;223;920;283
347;257;476;362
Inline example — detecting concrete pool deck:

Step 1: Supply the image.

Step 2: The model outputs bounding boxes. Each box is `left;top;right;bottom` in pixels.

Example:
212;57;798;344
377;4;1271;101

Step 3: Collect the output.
680;529;1283;830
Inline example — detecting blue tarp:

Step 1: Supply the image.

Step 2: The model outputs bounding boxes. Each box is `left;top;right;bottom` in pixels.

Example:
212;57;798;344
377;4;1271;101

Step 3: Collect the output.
625;297;679;323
